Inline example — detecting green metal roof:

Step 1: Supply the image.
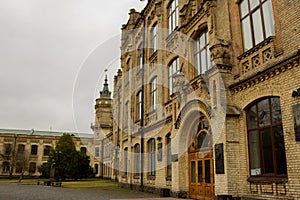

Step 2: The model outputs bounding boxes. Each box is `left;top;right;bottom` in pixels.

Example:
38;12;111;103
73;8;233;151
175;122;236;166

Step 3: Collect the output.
0;128;93;139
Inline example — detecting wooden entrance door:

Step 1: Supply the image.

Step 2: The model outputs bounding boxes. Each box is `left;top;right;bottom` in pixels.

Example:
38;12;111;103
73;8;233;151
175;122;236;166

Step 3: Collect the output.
188;118;214;200
189;151;214;200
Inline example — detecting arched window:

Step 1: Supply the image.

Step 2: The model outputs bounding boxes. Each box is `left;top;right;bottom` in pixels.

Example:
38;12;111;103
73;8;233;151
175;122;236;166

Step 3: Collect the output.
168;58;179;96
246;97;287;177
197;131;209;149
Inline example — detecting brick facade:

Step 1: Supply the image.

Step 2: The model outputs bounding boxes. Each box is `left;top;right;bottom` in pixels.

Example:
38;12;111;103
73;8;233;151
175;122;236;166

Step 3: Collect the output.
112;0;300;199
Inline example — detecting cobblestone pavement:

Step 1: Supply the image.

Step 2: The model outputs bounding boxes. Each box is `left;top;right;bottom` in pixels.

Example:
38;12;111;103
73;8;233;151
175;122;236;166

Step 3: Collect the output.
0;182;190;200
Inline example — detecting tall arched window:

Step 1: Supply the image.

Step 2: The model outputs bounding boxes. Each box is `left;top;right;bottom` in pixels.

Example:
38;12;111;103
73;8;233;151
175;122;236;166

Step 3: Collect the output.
168;58;179;96
246;97;287;177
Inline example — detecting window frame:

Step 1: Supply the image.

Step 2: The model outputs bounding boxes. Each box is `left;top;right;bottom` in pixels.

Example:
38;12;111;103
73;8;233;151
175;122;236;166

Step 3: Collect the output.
168;58;179;96
124;101;129;128
168;0;179;34
95;147;100;157
148;138;156;177
136;91;142;120
138;43;143;70
239;0;275;52
166;133;172;179
246;97;287;180
31;145;38;155
150;77;158;111
134;144;141;177
193;28;211;76
124;147;128;176
43;145;51;156
151;23;158;54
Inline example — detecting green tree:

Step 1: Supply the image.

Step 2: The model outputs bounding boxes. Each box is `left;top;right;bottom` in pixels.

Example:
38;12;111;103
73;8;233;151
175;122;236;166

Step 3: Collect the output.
38;134;92;180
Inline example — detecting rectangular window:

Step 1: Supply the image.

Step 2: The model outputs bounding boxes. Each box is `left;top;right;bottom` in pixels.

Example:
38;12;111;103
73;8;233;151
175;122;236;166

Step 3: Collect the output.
4;144;12;156
168;58;179;96
31;145;38;155
151;23;158;53
124;148;128;176
193;29;210;76
168;0;178;34
148;139;156;176
17;144;25;154
29;162;36;174
138;44;143;69
125;101;129;128
166;134;172;178
150;77;157;111
2;162;10;173
43;145;51;156
137;91;142;120
95;147;100;157
134;144;141;176
239;0;275;52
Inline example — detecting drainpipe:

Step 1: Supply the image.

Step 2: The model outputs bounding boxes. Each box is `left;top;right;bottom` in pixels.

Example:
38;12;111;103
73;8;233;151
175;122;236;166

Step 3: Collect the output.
140;13;146;191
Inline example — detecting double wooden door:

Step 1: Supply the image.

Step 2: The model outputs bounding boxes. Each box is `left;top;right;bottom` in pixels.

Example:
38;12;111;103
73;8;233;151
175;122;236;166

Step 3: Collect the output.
189;151;214;200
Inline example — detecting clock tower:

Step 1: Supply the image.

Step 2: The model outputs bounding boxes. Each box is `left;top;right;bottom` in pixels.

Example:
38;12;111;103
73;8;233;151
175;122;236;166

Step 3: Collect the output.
93;74;113;139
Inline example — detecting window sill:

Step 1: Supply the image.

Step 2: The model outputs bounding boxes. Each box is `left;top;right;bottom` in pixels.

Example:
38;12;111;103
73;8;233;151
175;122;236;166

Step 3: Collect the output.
166;176;172;181
133;175;140;179
247;176;288;183
237;36;275;60
147;175;156;180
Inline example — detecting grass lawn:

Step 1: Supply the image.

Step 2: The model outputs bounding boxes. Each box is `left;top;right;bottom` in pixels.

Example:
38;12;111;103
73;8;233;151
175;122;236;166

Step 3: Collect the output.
0;178;122;189
61;179;118;189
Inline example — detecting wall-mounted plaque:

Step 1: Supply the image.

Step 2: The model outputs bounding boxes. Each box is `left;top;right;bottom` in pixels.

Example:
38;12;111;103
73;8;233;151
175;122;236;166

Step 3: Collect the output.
293;104;300;141
157;143;162;161
215;143;225;174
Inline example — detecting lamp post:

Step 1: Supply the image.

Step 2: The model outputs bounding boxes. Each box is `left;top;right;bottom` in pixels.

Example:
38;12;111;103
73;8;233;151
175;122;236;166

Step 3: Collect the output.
55;150;61;182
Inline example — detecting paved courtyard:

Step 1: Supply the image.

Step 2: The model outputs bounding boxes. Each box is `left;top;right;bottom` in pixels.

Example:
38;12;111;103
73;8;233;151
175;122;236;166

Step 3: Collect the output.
0;182;188;200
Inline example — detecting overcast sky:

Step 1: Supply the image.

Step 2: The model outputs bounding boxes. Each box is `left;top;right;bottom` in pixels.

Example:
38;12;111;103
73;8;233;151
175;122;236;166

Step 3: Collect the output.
0;0;146;133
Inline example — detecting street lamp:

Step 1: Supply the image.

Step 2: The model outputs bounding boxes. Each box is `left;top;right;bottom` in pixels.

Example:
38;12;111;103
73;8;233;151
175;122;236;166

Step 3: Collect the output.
55;150;61;182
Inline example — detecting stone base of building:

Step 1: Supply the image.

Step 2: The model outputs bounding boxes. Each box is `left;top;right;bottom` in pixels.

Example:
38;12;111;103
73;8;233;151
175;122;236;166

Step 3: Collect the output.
118;182;189;198
215;195;241;200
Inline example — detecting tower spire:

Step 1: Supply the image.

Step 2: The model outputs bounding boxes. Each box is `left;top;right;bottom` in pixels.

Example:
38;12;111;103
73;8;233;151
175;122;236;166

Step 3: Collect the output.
100;71;111;98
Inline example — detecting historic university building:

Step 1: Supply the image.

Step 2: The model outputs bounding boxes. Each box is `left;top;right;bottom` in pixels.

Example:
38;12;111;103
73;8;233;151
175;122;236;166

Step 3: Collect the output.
107;0;300;199
1;0;299;200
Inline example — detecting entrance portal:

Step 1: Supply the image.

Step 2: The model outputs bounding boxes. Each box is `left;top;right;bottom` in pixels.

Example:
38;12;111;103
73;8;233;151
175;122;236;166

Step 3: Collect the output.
189;117;214;200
